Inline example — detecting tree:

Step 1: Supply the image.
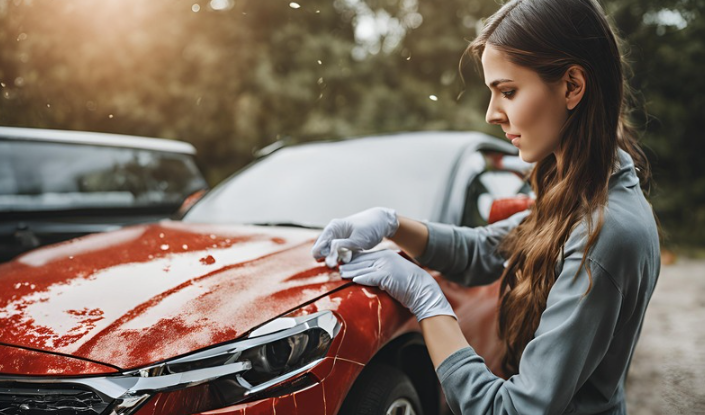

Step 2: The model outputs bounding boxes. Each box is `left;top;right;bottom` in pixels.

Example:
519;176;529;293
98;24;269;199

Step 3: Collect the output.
1;0;703;246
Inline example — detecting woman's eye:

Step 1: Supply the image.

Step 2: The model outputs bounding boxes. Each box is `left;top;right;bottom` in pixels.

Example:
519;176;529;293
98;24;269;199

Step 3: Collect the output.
501;90;516;98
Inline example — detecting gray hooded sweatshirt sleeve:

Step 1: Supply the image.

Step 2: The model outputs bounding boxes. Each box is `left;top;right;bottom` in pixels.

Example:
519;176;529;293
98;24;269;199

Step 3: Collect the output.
413;149;660;415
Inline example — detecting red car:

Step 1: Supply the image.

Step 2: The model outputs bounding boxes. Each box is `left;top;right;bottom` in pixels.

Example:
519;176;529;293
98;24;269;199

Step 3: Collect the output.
0;131;532;415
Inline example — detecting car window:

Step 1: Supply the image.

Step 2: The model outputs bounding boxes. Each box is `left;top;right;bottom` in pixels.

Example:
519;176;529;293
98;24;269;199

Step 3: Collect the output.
0;140;207;212
184;137;464;228
461;170;528;228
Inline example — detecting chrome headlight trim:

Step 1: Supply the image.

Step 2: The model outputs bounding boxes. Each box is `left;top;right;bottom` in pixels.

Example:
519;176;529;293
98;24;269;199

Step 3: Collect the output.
0;310;341;414
141;307;340;375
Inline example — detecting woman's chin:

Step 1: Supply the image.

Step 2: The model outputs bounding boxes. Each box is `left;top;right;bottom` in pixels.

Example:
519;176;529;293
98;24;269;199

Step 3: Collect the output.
518;151;535;163
519;150;554;164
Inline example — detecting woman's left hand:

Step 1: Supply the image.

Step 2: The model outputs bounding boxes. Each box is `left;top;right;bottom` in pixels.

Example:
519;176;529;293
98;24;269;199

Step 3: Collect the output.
339;249;457;322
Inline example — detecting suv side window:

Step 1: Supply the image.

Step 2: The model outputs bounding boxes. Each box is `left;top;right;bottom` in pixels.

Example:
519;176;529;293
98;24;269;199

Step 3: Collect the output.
461;167;530;228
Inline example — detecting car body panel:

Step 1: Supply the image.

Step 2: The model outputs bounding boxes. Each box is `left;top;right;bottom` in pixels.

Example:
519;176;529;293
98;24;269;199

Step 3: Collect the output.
0;343;118;376
0;221;358;370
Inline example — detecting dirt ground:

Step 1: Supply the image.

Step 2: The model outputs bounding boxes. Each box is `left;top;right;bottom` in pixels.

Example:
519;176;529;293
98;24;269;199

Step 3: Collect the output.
625;258;705;414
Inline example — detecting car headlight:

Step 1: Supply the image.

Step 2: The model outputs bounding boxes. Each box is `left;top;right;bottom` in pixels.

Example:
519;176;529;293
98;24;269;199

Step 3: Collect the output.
0;310;341;415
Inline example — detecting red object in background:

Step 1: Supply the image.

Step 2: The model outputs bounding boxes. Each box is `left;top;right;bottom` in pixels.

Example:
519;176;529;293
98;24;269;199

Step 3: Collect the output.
488;196;535;224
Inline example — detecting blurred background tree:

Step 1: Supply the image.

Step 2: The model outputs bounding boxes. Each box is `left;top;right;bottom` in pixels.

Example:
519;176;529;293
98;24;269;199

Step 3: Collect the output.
1;0;703;248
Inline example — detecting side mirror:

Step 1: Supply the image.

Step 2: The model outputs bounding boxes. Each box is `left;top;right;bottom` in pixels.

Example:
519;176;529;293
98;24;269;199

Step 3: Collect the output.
488;196;534;224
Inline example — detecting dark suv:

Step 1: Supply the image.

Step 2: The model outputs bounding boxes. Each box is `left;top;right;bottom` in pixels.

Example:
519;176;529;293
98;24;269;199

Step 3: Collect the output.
0;127;208;262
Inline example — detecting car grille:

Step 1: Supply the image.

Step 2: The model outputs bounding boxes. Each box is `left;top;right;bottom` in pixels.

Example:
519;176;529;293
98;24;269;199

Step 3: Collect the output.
0;383;111;415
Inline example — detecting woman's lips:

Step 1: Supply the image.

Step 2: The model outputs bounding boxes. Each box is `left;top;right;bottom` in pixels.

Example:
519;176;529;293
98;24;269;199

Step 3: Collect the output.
505;133;521;147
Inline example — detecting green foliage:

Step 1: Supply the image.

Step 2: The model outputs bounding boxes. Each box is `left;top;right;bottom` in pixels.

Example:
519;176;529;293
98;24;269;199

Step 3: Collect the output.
0;0;702;246
605;0;705;247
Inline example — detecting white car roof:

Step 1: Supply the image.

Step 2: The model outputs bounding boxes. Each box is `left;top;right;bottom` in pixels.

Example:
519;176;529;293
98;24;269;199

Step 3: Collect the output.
0;126;196;154
287;130;515;153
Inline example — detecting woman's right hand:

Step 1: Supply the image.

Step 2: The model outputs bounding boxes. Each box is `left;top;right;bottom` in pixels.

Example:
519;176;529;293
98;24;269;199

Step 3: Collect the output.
311;207;399;268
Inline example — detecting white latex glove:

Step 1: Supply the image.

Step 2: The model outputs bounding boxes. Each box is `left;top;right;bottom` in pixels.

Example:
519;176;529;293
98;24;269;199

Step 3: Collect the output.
311;207;399;268
339;249;457;322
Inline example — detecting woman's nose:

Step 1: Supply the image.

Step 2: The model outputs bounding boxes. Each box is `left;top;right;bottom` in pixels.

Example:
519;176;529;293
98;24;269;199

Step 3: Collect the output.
485;99;507;125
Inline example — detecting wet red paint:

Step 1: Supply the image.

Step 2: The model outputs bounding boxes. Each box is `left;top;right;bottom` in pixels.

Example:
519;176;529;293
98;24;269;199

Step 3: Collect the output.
0;344;116;375
269;394;297;414
13;242;348;369
66;308;104;318
298;303;319;315
283;266;335;282
321;358;365;415
133;384;217;415
307;356;336;383
285;378;328;415
68;244;347;368
0;223;255;310
0;222;353;368
201;399;274;415
0;307;106;350
330;285;410;365
200;255;216;265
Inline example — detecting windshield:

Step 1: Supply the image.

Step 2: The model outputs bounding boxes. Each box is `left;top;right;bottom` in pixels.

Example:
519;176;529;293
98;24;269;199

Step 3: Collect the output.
0;140;208;212
184;136;464;228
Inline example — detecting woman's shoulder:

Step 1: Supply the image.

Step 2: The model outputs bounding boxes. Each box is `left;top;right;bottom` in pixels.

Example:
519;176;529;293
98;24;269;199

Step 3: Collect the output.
562;188;660;293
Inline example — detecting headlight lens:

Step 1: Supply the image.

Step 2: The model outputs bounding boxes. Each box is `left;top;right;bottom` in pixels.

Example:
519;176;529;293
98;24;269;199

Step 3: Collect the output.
241;327;331;385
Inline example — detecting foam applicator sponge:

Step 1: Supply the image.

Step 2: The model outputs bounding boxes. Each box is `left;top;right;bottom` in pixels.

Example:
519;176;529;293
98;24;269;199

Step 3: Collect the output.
325;247;353;268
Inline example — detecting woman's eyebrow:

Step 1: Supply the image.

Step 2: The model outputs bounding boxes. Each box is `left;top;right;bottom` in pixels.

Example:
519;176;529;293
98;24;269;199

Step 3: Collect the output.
488;78;514;88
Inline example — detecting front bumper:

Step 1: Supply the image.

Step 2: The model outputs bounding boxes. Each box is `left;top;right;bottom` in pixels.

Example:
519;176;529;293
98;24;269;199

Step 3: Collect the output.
132;355;364;415
0;305;366;415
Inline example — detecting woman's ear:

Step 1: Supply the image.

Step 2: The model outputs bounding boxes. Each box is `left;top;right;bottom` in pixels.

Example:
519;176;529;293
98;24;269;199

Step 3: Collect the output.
563;65;586;111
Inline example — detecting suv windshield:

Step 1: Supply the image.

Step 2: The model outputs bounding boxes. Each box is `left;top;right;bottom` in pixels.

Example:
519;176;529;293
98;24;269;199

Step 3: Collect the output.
0;140;207;212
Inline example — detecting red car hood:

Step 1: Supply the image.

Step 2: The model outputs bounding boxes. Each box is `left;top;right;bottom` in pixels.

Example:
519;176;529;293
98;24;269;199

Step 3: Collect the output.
0;221;350;371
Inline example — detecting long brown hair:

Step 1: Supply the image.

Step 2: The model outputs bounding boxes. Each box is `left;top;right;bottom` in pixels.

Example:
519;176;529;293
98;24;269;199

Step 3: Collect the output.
464;0;652;375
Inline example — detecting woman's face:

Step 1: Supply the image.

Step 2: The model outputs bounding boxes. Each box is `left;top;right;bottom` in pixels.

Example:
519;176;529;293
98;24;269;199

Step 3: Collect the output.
481;44;569;163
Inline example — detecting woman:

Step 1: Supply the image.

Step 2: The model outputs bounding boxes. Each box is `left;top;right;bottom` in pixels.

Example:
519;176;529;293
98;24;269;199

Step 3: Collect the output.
312;0;660;413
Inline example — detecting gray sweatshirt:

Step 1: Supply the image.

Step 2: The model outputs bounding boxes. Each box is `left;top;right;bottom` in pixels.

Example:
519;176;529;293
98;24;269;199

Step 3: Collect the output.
414;148;660;415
